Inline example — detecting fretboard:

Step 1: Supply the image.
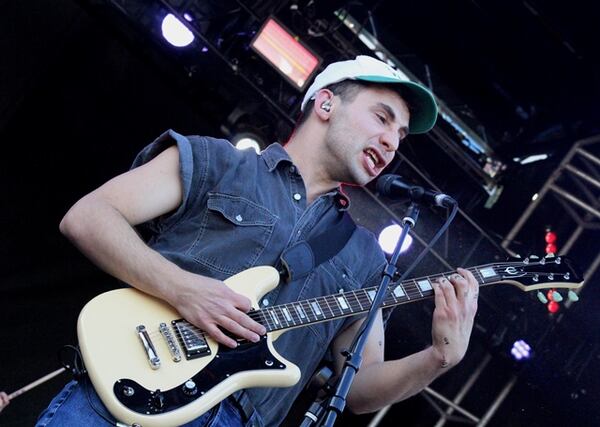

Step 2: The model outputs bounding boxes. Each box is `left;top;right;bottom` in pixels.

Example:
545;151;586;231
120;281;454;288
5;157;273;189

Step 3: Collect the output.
255;263;503;333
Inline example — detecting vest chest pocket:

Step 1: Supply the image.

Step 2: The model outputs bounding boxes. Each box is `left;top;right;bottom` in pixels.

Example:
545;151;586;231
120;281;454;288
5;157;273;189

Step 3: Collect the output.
187;192;278;275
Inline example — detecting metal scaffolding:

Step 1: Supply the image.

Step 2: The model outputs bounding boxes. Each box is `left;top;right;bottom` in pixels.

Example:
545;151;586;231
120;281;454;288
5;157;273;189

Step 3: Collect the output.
501;134;600;297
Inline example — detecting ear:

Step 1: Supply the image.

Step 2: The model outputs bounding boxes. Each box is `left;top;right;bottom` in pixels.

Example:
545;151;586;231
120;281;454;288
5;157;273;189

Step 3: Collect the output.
312;89;334;121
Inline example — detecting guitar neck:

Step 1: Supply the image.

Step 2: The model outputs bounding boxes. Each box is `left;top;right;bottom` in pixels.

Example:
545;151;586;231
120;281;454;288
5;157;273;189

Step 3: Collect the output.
256;264;501;333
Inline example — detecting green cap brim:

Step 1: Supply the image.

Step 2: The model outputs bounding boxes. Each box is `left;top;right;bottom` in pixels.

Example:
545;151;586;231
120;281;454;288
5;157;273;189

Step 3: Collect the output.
356;76;438;134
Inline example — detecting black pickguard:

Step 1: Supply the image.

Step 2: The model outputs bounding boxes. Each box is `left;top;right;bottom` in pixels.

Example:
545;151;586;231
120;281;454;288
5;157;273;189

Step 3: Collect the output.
113;336;286;415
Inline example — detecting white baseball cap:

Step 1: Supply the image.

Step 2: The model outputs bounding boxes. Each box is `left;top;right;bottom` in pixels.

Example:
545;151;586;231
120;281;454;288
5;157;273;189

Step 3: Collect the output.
301;55;438;134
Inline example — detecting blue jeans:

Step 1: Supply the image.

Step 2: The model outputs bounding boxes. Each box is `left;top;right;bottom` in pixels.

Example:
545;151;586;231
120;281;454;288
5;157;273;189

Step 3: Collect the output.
36;380;243;426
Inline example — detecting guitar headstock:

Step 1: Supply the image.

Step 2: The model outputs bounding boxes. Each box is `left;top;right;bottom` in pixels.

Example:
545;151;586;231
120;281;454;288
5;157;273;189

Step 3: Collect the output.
484;254;584;293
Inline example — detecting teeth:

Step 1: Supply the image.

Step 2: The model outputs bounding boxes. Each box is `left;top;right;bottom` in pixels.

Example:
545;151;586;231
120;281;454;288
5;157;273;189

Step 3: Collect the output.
366;149;378;166
367;155;375;168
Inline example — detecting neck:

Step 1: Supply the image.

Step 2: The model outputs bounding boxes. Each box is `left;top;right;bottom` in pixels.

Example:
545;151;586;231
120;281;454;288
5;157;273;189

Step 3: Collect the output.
284;125;340;204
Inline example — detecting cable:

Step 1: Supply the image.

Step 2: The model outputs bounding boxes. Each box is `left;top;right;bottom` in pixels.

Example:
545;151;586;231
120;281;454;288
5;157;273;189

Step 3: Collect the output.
58;345;118;426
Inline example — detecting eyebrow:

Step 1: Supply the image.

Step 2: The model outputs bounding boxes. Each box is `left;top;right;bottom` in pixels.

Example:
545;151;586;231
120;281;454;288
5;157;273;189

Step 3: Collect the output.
376;102;409;138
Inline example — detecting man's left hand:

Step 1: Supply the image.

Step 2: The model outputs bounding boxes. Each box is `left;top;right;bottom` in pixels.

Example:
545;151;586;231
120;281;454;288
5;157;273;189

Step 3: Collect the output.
430;267;479;369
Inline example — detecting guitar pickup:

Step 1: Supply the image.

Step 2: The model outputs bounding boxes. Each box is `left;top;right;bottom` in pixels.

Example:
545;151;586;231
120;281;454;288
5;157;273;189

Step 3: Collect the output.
172;320;211;360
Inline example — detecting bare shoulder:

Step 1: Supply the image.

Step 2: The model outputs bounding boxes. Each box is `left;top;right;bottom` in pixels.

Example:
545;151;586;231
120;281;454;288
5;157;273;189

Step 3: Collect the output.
85;144;183;225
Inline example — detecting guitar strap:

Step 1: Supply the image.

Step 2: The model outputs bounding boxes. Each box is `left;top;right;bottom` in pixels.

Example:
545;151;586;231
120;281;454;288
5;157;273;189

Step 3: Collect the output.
279;211;356;282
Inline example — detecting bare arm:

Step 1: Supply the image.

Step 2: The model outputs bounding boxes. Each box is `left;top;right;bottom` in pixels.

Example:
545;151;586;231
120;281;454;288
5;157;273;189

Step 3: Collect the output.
332;268;478;414
60;145;265;347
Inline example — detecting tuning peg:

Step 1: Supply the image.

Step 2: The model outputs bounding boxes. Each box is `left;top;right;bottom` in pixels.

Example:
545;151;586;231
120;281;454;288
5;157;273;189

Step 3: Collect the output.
540;258;546;265
537;291;548;304
552;291;563;302
545;253;555;258
523;257;530;265
568;290;579;302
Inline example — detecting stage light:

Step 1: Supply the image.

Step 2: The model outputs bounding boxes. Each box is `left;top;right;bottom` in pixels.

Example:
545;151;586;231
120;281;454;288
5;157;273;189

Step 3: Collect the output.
250;17;321;90
235;138;261;154
513;153;549;165
161;14;194;47
378;225;413;255
510;340;532;361
231;132;264;154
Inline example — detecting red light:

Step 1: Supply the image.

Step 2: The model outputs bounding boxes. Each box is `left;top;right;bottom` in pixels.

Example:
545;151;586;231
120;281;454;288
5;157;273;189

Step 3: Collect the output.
547;301;560;313
547;289;554;301
545;243;557;254
545;231;557;243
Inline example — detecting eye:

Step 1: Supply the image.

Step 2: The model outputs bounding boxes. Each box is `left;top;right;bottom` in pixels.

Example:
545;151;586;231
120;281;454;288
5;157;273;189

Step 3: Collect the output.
376;113;387;124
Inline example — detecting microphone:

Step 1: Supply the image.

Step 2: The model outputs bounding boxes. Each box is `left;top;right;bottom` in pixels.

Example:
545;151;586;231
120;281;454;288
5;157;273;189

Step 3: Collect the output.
376;174;457;208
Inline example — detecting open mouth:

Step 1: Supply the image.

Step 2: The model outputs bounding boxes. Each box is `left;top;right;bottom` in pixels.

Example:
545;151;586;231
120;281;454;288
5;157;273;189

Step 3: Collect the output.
364;148;383;170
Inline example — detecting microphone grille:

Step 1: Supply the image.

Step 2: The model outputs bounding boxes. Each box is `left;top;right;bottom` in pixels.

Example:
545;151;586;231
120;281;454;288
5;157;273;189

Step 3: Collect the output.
376;174;396;195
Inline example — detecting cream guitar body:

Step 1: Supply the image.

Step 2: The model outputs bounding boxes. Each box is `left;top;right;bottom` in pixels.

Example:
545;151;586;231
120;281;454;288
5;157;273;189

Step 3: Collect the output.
77;266;300;427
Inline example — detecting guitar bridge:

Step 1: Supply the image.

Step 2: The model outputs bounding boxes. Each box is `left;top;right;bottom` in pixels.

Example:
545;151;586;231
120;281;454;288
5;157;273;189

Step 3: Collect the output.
172;319;211;360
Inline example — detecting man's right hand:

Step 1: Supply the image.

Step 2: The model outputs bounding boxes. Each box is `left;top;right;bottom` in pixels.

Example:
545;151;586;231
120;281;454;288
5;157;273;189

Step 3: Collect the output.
170;271;267;349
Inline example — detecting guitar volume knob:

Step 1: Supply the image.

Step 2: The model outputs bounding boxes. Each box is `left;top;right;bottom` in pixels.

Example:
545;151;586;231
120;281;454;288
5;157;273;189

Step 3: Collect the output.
183;380;198;396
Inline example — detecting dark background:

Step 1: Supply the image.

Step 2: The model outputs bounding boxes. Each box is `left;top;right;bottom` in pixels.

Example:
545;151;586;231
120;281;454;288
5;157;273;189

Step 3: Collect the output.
1;1;599;426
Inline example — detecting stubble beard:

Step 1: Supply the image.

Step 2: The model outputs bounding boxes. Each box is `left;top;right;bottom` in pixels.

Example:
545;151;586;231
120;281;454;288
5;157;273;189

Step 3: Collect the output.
324;118;371;186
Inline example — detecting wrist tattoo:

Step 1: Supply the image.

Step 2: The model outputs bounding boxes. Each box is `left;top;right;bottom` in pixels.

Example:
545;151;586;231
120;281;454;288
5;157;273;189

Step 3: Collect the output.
441;358;449;368
443;337;450;345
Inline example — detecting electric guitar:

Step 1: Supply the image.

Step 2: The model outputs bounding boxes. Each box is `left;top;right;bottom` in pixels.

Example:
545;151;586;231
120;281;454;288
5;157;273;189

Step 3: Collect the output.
77;255;583;427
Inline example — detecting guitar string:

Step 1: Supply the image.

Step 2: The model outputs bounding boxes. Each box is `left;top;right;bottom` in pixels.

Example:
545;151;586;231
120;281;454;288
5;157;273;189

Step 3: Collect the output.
146;269;572;343
144;262;571;341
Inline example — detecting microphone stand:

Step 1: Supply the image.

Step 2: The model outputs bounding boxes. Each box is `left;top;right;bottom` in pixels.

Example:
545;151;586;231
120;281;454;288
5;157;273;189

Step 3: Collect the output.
300;202;420;427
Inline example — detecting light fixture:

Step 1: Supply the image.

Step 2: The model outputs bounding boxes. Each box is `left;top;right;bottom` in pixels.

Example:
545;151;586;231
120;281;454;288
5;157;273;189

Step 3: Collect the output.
250;17;321;90
510;339;532;361
377;224;413;255
161;13;194;47
513;154;549;165
231;132;265;154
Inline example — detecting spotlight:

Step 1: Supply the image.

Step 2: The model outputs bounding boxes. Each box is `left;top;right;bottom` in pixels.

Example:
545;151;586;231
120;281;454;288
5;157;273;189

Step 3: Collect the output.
378;224;413;255
161;13;194;47
513;153;549;165
510;339;532;361
232;133;264;154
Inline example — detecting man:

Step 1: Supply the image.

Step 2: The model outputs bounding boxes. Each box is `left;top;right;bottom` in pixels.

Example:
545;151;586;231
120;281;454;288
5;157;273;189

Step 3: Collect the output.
37;56;478;426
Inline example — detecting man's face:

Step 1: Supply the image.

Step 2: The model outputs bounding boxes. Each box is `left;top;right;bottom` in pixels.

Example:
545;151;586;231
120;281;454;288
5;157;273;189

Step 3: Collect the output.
323;85;410;186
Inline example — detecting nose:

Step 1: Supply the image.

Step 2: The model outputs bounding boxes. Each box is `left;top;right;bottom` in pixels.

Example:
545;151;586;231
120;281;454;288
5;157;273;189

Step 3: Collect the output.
379;130;399;153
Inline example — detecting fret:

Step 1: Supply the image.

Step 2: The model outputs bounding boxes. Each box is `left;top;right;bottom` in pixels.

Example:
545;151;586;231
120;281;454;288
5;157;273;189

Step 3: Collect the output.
273;306;286;327
392;283;405;301
259;309;274;331
268;308;280;326
322;296;336;318
286;303;300;325
289;304;301;324
331;294;343;314
295;303;307;321
415;278;433;297
281;306;294;324
366;289;376;303
305;300;318;320
336;294;351;311
474;267;492;284
350;290;365;311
